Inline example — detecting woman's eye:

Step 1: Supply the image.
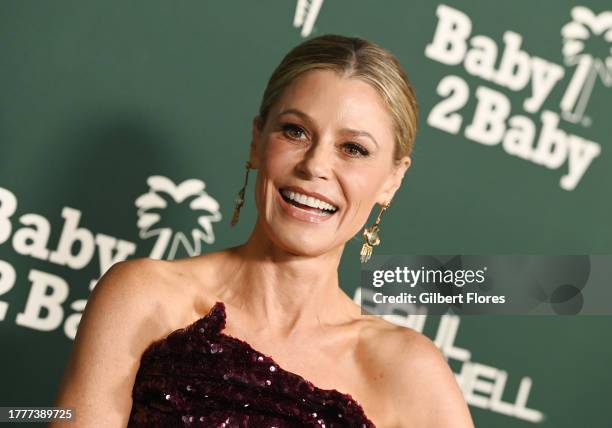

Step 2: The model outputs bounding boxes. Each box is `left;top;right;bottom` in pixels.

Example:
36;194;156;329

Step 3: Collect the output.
343;143;370;157
281;124;307;141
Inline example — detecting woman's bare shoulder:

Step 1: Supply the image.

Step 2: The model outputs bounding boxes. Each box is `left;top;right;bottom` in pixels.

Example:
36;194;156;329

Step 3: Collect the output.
101;254;221;331
82;257;198;355
355;315;474;427
50;257;194;427
119;250;238;326
75;254;223;362
355;313;437;367
97;257;184;320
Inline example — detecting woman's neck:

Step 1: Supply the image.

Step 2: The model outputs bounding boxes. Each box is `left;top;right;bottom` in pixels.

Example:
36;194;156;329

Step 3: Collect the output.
216;221;357;338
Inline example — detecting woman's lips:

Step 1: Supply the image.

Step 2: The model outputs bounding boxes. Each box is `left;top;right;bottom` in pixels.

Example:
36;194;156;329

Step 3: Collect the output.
277;189;337;224
280;185;339;210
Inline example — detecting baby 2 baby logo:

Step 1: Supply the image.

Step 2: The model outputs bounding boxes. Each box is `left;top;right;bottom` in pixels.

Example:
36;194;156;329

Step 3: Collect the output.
0;176;221;340
425;4;611;191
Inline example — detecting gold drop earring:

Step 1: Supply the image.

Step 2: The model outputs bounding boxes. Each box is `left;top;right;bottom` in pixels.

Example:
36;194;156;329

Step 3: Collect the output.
360;202;390;263
230;160;253;226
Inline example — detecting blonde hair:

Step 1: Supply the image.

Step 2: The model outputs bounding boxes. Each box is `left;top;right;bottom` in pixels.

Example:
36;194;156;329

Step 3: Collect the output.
258;34;419;162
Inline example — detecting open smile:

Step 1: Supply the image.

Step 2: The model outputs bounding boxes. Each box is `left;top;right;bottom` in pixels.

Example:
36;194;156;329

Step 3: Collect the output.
277;187;339;223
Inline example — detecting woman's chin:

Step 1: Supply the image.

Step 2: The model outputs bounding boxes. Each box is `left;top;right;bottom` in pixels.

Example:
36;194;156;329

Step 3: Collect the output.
269;233;340;258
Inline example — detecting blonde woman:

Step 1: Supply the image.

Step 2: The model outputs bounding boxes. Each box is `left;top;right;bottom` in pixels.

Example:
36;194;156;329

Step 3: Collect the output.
52;34;474;427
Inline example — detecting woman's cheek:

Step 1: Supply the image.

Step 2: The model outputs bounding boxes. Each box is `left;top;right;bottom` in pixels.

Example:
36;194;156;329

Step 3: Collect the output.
264;139;299;172
345;168;376;192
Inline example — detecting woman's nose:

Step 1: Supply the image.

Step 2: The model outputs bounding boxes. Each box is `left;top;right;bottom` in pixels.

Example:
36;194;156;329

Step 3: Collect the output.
295;141;333;180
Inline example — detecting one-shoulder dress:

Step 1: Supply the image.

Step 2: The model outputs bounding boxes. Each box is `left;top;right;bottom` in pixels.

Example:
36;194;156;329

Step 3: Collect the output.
127;301;376;427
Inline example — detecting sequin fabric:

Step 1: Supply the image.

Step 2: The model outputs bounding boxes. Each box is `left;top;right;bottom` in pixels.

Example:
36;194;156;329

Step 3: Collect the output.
128;301;376;427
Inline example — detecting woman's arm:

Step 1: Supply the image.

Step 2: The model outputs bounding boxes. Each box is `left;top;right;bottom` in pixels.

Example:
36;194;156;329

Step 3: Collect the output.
49;258;163;428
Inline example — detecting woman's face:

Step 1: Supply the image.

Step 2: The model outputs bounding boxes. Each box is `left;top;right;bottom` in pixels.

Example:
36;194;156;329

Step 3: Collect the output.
250;69;411;257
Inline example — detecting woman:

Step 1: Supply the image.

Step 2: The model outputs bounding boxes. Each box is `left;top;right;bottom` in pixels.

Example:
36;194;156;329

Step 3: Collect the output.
52;34;474;427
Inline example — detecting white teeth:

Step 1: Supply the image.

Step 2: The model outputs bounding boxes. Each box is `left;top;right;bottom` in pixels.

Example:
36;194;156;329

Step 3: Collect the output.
281;189;338;212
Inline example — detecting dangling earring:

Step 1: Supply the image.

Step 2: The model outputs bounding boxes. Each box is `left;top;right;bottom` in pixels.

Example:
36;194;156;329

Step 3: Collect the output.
231;161;253;226
360;202;390;263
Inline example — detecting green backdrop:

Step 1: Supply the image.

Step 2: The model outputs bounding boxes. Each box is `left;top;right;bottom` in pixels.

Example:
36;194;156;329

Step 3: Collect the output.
1;1;610;426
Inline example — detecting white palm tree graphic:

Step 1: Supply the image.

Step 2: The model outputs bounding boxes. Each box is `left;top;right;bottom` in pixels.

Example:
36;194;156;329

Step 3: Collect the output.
560;6;612;124
135;175;222;260
293;0;324;37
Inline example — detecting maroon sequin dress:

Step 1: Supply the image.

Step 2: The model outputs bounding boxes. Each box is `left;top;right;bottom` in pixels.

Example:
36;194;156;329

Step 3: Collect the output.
128;301;376;427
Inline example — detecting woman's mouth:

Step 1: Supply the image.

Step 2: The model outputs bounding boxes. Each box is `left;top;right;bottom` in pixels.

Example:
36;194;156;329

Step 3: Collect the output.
277;188;339;222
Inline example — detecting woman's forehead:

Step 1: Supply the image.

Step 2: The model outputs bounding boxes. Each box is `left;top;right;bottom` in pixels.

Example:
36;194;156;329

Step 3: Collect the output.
272;70;394;139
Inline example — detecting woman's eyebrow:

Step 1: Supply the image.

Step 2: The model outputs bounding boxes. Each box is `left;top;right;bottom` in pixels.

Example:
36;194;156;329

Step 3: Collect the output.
278;108;311;121
277;108;379;148
339;128;379;148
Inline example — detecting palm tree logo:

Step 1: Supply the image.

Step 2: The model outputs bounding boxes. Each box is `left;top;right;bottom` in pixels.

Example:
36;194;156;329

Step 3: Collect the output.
560;6;612;125
135;175;222;260
293;0;324;37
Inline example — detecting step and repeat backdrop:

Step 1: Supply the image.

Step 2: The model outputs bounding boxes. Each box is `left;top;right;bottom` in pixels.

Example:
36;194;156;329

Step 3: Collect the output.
1;1;610;427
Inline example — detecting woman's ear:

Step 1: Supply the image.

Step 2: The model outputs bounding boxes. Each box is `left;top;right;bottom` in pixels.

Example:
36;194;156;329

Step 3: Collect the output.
249;116;264;169
377;156;412;205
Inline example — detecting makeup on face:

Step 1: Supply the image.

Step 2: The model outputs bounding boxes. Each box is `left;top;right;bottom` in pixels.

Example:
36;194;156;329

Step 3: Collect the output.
277;186;338;224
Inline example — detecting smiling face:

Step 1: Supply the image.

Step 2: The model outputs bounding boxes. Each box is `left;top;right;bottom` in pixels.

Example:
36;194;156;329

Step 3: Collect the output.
249;69;411;257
